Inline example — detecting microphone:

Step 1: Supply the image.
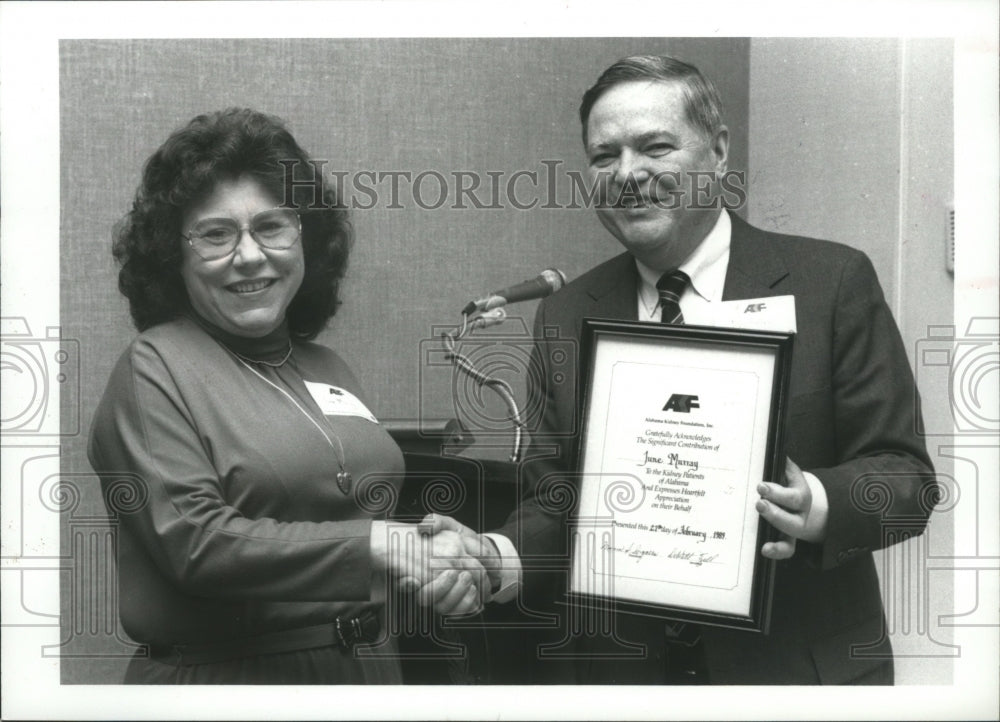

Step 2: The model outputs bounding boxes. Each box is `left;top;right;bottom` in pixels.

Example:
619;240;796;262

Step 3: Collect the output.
462;269;567;315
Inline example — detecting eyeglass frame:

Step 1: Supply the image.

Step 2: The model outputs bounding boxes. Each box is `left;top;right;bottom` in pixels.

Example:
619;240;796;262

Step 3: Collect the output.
181;207;303;261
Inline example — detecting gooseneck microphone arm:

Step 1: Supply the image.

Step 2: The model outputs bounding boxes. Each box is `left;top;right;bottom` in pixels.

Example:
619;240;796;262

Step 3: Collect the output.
443;313;526;463
444;270;566;463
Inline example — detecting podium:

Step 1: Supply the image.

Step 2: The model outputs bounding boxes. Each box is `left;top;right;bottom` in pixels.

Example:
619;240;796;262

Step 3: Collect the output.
387;446;572;684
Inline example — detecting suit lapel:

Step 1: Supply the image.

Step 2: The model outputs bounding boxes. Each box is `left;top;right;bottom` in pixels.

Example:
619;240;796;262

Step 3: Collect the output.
576;215;788;319
723;214;790;301
582;252;639;322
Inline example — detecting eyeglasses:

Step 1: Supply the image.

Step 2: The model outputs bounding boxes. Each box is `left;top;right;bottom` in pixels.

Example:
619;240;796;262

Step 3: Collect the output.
182;208;302;261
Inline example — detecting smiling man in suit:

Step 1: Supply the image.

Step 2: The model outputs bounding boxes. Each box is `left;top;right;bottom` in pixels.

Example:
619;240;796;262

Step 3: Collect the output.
422;54;937;685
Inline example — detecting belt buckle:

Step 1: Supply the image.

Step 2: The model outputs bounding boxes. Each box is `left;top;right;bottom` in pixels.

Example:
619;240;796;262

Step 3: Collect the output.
335;615;369;650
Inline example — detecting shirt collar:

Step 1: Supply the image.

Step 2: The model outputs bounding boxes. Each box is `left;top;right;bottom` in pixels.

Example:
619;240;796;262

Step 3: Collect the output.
636;209;732;314
187;310;292;364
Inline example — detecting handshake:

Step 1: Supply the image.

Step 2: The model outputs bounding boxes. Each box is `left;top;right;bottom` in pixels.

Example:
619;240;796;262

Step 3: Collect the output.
369;514;502;616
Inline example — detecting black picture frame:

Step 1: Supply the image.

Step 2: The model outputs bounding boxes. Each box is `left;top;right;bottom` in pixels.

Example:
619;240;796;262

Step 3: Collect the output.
564;319;795;633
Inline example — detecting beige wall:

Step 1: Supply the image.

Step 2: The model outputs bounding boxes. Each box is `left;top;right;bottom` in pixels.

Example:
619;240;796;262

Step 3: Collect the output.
747;38;955;684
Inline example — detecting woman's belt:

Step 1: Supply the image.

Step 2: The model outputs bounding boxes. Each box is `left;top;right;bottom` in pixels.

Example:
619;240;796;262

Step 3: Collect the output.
147;611;380;666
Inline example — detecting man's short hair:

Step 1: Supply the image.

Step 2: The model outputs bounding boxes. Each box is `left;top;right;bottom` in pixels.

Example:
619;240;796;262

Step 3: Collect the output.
579;55;725;143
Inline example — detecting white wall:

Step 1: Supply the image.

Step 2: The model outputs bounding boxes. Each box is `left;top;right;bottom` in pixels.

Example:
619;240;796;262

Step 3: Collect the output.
747;38;955;684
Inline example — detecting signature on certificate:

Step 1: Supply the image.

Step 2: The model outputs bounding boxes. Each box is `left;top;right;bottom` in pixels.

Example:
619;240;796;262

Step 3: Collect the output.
667;548;720;566
601;541;659;562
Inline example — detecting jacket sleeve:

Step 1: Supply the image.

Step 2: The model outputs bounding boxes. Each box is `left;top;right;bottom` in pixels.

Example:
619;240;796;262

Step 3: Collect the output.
495;298;576;568
88;340;374;601
809;251;938;570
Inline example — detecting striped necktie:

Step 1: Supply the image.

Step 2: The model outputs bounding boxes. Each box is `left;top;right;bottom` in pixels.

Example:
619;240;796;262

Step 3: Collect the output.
657;268;702;670
656;269;690;324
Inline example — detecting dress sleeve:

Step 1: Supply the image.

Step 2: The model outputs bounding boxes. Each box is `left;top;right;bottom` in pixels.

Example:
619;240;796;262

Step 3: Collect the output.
810;251;938;569
88;339;374;602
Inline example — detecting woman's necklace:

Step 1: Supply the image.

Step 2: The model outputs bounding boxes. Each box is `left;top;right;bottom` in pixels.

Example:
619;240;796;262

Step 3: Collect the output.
230;350;353;495
230;342;293;368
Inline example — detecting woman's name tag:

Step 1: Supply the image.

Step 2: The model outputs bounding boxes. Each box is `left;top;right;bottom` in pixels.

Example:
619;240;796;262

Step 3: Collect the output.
303;381;379;423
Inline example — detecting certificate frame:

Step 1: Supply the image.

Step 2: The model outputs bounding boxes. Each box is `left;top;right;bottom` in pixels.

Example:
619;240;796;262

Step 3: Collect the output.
565;319;794;633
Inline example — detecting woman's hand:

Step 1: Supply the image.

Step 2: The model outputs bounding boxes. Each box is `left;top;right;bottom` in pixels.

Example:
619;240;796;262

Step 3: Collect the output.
413;514;501;615
369;521;490;612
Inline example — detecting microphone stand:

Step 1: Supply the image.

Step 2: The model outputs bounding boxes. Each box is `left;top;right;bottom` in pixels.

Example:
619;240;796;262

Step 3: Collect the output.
442;309;526;463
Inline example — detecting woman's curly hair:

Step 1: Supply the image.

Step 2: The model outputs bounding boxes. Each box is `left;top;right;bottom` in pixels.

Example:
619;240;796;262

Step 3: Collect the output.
113;108;351;340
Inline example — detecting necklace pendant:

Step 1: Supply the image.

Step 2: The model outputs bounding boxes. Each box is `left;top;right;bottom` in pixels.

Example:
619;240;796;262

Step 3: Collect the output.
336;471;352;495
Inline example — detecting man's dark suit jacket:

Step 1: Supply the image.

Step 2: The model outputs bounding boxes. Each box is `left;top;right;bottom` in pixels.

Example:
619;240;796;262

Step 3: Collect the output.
497;213;937;684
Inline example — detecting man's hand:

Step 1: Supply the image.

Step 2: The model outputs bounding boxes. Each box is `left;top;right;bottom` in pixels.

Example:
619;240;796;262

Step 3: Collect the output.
369;521;489;612
756;457;829;560
415;514;502;615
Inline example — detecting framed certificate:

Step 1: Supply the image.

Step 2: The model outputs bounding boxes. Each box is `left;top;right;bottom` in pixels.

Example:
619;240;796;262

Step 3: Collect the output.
566;319;794;633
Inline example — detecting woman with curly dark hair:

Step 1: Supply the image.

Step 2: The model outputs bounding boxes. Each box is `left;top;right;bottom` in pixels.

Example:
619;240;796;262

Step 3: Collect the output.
88;109;487;684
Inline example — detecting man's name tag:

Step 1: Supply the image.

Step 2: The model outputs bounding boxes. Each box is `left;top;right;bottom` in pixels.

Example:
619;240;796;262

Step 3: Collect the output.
712;295;797;333
303;381;379;423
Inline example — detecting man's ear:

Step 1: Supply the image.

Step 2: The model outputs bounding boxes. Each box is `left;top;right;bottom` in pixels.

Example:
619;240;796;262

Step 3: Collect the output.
711;125;730;174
